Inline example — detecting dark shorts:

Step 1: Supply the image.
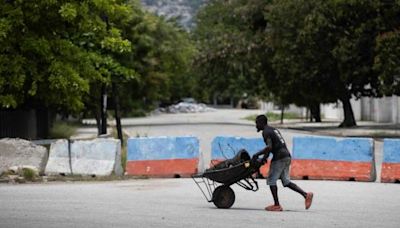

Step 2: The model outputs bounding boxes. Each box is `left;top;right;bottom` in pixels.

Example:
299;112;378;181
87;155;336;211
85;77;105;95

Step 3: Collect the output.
267;157;291;186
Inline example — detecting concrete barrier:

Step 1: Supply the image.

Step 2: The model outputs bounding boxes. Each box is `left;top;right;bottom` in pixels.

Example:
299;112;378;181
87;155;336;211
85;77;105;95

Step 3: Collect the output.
45;138;122;176
291;136;375;181
126;136;199;177
211;136;269;175
0;138;47;175
381;139;400;183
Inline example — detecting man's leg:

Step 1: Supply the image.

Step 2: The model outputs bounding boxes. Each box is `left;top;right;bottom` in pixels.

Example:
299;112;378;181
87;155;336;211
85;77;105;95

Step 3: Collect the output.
287;182;306;198
265;160;285;211
270;185;279;206
287;182;315;209
281;158;313;209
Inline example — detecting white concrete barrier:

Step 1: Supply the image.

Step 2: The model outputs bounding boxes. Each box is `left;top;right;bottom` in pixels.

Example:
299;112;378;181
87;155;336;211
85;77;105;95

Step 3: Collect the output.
45;140;71;175
0;138;47;175
45;138;122;176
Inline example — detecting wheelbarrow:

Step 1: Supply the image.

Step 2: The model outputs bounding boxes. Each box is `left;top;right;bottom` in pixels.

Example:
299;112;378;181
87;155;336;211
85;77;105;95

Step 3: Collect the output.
192;150;264;209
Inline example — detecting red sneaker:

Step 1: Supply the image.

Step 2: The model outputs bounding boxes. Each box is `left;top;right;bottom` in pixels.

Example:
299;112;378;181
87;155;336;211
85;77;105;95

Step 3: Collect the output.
305;192;314;210
265;205;283;212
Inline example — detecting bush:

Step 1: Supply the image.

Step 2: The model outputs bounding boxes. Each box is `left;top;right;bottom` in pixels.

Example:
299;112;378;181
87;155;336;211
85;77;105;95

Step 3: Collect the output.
49;121;78;139
22;168;37;181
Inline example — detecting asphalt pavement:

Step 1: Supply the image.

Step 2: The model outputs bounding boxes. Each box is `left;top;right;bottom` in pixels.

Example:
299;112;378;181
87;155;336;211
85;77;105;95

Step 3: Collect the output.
2;108;396;228
0;179;399;228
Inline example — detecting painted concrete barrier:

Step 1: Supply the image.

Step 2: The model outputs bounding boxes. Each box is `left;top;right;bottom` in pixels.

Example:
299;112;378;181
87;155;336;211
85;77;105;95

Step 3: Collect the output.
45;138;122;176
211;136;269;175
381;139;400;183
126;136;199;177
291;136;375;181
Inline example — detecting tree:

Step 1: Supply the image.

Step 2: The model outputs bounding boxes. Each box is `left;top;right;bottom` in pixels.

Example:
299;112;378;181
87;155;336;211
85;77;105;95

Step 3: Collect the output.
375;30;400;96
193;0;270;104
1;0;196;138
0;0;134;114
374;1;400;96
267;0;400;127
112;1;196;114
266;0;338;122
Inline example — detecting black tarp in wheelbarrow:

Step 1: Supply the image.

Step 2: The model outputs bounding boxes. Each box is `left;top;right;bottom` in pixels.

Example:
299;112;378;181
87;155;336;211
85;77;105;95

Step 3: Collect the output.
192;150;264;209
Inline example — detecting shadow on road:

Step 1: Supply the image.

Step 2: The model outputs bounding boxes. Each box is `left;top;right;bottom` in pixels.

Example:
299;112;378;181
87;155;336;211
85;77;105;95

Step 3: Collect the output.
207;207;307;213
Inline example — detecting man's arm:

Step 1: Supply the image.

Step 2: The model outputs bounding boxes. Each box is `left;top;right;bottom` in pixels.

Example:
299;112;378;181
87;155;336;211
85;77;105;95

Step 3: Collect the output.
254;137;273;162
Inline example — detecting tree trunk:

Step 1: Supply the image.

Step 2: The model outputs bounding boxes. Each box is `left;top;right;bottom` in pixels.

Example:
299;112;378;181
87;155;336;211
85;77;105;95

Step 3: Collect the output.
310;103;321;122
213;93;218;106
112;83;123;143
339;97;357;127
280;104;284;124
94;107;101;136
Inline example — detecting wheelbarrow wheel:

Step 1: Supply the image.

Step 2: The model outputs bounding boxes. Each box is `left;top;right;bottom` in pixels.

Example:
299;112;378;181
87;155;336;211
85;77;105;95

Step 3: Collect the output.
212;185;235;209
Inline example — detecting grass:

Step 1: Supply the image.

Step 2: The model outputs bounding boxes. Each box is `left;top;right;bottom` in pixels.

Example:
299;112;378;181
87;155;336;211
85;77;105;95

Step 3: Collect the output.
244;112;301;122
22;168;37;181
49;121;79;139
111;127;130;173
121;145;127;173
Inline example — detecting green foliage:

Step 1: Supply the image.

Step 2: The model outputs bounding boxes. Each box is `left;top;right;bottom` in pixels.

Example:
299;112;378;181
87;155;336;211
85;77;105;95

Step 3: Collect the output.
114;4;196;111
192;0;270;102
22;168;37;182
267;0;400;126
49;121;78;139
194;0;400;126
0;0;135;113
266;0;353;115
59;3;78;22
0;0;195;123
375;30;400;95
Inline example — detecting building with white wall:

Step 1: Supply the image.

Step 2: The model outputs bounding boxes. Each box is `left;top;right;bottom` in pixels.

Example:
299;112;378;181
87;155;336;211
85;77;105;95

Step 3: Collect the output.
322;96;400;123
260;96;400;124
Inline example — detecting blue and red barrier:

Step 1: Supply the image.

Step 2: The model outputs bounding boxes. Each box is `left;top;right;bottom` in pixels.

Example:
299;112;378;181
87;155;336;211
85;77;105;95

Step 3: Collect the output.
381;139;400;183
126;136;199;177
210;136;269;175
291;136;375;181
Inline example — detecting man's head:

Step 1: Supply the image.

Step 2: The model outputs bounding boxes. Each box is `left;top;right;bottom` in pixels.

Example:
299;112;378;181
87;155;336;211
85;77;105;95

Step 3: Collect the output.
255;115;268;132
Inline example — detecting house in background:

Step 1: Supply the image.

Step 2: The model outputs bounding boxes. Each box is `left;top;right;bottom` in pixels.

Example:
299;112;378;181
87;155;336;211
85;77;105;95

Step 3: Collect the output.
322;96;400;124
260;96;400;124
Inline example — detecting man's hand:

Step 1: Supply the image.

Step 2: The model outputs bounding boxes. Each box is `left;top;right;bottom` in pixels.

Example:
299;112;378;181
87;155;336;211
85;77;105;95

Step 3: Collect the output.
261;156;268;164
252;150;269;165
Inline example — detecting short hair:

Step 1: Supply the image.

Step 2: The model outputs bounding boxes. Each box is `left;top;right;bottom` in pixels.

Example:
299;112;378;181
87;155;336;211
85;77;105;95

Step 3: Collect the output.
256;114;268;124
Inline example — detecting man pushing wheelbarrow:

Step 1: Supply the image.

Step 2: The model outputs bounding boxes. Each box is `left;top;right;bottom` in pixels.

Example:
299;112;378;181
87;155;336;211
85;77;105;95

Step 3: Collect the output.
192;114;313;211
254;114;313;211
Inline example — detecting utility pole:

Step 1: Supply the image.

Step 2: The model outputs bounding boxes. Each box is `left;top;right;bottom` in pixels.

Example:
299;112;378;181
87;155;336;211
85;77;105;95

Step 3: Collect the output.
100;84;108;135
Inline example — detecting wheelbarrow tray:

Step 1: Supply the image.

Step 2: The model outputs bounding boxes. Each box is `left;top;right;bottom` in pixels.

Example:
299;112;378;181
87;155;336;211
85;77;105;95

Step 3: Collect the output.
202;161;259;186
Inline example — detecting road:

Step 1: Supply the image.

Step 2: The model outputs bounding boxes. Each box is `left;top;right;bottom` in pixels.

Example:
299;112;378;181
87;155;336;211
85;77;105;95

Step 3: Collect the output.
1;109;394;227
0;179;399;228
